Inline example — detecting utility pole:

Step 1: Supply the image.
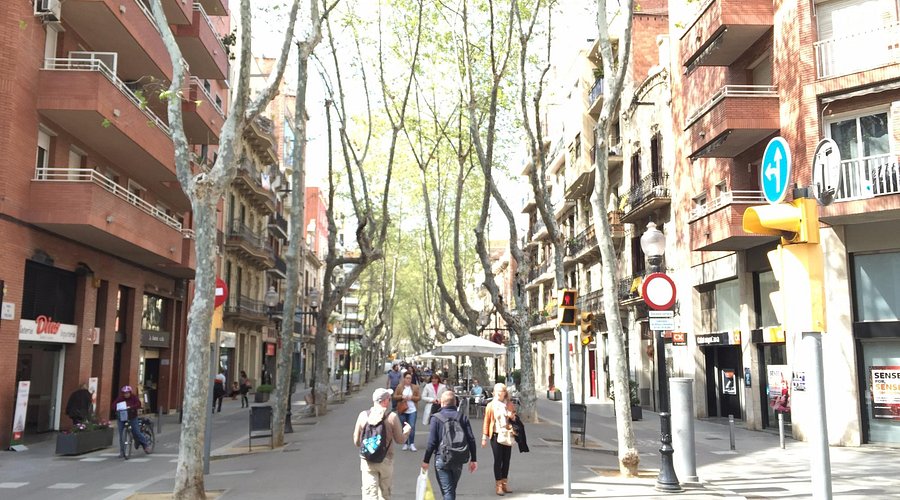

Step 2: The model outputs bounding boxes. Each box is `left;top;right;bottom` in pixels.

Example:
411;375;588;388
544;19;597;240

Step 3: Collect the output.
558;289;578;498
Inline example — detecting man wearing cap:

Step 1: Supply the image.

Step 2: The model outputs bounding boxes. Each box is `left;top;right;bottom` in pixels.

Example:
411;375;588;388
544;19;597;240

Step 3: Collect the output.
353;388;411;499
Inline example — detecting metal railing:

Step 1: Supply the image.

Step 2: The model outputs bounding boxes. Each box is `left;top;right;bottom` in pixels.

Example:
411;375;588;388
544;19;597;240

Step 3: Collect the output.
568;224;595;256
271;255;287;276
136;0;162;33
689;190;766;221
227;221;271;253
33;168;184;232
814;23;900;79
626;172;670;211
189;76;224;116
43;57;171;135
193;3;228;53
224;295;267;316
835;153;900;201
685;85;778;127
589;77;604;104
618;274;643;301
269;213;288;236
576;289;603;312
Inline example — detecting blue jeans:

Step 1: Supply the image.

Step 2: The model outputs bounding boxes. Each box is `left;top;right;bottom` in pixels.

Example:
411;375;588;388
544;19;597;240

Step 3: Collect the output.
398;411;416;445
117;417;148;449
434;459;463;500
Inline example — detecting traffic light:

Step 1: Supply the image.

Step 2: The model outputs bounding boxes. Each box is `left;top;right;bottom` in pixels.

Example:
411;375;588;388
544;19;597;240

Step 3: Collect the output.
579;312;594;345
742;198;819;245
558;289;577;326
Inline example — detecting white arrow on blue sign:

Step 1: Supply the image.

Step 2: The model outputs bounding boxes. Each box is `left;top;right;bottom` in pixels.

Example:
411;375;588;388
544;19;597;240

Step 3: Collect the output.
761;137;792;204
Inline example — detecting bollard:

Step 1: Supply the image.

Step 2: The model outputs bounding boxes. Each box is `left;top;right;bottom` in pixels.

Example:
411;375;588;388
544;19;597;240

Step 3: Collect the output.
158;407;164;434
778;413;785;449
728;414;736;451
670;378;698;483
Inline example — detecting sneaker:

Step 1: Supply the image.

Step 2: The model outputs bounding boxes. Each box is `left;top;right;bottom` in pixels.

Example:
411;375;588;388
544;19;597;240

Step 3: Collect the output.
409;444;417;452
402;444;409;451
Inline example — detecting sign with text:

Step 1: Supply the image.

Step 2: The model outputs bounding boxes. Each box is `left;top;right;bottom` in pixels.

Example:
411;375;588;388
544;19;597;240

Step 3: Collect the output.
792;371;806;392
672;332;687;346
19;317;77;343
722;369;737;395
871;366;900;420
1;302;15;320
11;381;30;444
140;329;171;348
649;310;675;331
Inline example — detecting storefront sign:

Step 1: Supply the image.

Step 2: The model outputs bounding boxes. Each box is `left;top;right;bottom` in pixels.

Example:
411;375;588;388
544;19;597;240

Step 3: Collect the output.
19;317;77;343
11;381;30;444
722;369;737;395
764;326;785;343
696;332;727;346
88;377;98;414
140;329;171;348
220;331;236;348
2;302;15;320
265;343;276;356
871;366;900;420
672;332;687;346
792;371;806;392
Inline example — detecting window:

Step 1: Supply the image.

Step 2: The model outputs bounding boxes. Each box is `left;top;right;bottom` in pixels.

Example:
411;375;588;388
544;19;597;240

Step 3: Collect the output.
715;279;741;331
142;294;167;331
650;134;661;177
816;0;897;77
854;251;900;322
828;110;889;162
756;271;779;327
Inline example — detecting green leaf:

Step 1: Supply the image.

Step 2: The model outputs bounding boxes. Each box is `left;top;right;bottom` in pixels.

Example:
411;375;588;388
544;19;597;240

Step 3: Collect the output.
159;90;173;101
101;118;112;128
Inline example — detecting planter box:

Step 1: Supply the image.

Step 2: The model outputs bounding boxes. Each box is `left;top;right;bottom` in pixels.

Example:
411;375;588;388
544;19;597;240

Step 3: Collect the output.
254;392;271;403
55;427;114;455
631;405;643;421
547;390;562;401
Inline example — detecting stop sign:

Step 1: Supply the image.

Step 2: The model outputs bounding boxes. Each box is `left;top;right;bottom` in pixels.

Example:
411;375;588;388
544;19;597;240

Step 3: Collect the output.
214;277;228;308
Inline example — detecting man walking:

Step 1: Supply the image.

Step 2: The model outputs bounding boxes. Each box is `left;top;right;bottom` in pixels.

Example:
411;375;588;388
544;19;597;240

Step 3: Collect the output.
353;388;411;499
386;364;402;410
422;391;478;500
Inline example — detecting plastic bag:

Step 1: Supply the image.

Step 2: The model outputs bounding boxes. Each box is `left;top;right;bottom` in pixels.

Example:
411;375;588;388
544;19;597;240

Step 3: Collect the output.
416;468;436;500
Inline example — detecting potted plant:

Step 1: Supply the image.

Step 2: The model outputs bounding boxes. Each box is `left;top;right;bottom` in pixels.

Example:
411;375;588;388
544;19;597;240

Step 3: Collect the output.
56;417;114;455
254;384;274;403
547;386;562;401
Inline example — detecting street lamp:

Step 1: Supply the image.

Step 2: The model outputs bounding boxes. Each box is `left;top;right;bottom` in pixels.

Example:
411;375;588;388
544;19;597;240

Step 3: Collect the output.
640;221;681;493
264;286;279;320
297;288;320;406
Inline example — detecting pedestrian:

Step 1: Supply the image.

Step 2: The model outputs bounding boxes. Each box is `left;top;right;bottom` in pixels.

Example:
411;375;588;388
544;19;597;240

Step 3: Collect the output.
392;371;421;451
65;383;92;425
112;385;150;457
213;371;226;413
482;382;517;495
421;390;478;500
386;364;402;410
408;365;420;386
239;370;251;408
422;373;448;426
353;387;411;500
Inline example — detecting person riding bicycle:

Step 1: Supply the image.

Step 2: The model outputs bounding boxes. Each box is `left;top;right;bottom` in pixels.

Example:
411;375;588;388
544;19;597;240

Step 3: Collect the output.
112;385;151;456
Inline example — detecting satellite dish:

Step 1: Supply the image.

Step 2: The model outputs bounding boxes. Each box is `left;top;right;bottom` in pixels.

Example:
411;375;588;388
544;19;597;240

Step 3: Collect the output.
812;138;842;206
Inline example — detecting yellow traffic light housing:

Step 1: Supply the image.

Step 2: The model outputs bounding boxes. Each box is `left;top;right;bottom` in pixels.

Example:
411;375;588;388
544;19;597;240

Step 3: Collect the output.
580;312;594;345
742;198;819;245
558;289;578;326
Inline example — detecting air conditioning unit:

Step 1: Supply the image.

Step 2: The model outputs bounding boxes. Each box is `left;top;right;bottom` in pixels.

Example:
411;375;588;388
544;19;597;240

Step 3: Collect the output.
34;0;61;21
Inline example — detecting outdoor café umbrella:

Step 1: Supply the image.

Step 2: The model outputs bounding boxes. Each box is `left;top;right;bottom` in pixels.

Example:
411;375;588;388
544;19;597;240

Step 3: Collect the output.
433;334;506;357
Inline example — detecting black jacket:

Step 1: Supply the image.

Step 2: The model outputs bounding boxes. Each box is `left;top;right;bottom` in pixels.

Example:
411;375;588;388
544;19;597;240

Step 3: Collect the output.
510;417;529;452
66;389;92;422
423;406;477;464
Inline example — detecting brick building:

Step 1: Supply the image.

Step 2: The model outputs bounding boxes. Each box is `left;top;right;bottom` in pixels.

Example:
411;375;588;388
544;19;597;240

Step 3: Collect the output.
0;0;229;447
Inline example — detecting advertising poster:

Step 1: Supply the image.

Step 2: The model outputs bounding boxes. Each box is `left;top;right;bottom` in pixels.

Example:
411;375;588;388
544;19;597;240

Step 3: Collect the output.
871;366;900;420
722;369;737;395
11;381;30;444
88;377;99;414
767;365;790;405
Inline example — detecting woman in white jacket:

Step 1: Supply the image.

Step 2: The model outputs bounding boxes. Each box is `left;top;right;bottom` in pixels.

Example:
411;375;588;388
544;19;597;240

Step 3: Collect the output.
420;373;447;426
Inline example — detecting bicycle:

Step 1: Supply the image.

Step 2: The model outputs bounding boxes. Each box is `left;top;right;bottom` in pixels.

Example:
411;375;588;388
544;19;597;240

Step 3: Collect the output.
118;411;155;459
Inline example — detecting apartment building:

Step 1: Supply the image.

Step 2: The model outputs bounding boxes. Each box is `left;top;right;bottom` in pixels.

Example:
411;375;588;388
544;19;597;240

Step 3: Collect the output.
0;0;229;446
671;0;900;445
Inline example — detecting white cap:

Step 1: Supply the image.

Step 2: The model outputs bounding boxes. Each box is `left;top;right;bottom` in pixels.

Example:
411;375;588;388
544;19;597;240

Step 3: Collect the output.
373;388;393;403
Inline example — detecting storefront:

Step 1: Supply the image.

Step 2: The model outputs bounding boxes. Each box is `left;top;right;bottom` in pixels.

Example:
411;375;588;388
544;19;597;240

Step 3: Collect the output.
141;293;172;413
752;327;790;429
698;331;743;419
219;331;237;386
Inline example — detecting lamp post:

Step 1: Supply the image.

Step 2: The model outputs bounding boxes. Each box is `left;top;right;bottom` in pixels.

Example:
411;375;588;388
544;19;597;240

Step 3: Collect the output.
264;285;280;383
296;288;320;405
640;221;681;493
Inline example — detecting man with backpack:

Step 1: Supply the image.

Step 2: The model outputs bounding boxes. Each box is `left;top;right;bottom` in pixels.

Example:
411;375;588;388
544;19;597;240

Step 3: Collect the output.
353;387;411;499
421;391;478;500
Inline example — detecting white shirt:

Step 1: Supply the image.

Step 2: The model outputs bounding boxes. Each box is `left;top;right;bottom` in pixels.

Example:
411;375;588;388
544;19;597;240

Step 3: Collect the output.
402;386;416;414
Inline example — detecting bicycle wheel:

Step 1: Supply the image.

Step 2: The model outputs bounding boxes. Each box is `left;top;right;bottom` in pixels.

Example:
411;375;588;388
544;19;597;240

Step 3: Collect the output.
120;424;132;459
141;421;155;454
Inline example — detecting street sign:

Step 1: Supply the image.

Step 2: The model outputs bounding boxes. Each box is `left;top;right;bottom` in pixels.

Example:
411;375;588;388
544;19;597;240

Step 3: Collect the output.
649;310;674;318
761;137;792;204
650;317;675;330
672;332;687;346
214;277;228;308
641;273;677;311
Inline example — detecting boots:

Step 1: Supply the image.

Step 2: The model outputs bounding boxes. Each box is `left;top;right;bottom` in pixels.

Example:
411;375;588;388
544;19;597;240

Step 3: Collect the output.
495;480;505;496
502;479;512;493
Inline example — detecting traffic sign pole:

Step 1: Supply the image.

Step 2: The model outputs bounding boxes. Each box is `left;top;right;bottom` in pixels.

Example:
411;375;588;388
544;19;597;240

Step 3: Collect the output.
559;324;572;498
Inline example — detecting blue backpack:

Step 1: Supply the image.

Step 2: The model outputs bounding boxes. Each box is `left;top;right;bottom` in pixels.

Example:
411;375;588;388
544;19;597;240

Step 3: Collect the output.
359;410;390;463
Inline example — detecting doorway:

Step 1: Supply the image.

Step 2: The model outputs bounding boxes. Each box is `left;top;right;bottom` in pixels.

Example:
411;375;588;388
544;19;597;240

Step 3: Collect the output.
15;342;64;433
704;345;743;419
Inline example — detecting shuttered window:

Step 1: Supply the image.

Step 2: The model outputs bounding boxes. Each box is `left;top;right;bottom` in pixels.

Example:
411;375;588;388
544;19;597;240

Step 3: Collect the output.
21;260;77;323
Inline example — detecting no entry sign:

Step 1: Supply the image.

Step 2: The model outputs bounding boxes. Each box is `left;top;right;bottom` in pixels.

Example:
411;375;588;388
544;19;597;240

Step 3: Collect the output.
641;273;676;311
214;277;228;309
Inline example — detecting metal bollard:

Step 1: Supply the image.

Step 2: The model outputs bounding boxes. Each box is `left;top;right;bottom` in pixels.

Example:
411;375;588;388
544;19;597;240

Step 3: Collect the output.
670;378;698;483
158;407;164;434
728;414;736;451
778;413;785;449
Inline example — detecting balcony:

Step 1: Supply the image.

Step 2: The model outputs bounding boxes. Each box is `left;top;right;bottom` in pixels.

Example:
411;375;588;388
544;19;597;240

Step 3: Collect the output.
689;190;774;251
174;4;229;80
245;116;278;165
62;0;172;81
183;77;223;144
621;173;671;223
27;168;194;277
268;213;289;240
815;23;900;80
576;289;604;314
160;0;193;25
564;162;594;201
234;159;276;212
223;295;268;324
267;255;287;280
224;221;275;268
681;0;773;71
685;85;779;160
819;154;900;224
37;57;187;209
618;274;643;303
587;77;604;117
196;0;228;16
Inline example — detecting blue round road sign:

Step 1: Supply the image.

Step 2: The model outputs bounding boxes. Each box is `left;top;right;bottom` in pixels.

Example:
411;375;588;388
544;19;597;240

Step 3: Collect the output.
761;137;791;204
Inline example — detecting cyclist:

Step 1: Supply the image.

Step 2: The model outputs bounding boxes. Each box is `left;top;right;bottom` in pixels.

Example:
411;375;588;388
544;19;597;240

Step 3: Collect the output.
112;385;151;456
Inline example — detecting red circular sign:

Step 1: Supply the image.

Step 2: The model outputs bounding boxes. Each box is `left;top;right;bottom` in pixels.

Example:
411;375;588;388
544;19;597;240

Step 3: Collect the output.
641;273;676;310
214;277;228;308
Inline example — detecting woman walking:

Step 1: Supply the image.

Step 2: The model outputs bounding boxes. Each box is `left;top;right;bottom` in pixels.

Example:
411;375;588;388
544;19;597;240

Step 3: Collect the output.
482;383;516;496
421;373;447;426
393;372;421;451
239;370;251;408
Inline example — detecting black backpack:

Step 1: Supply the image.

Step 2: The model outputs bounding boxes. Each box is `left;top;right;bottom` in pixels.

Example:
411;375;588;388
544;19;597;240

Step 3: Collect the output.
434;411;470;466
359;410;390;463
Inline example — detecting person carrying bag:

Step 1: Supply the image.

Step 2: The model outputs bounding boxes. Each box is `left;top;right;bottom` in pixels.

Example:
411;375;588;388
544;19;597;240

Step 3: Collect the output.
482;383;517;496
